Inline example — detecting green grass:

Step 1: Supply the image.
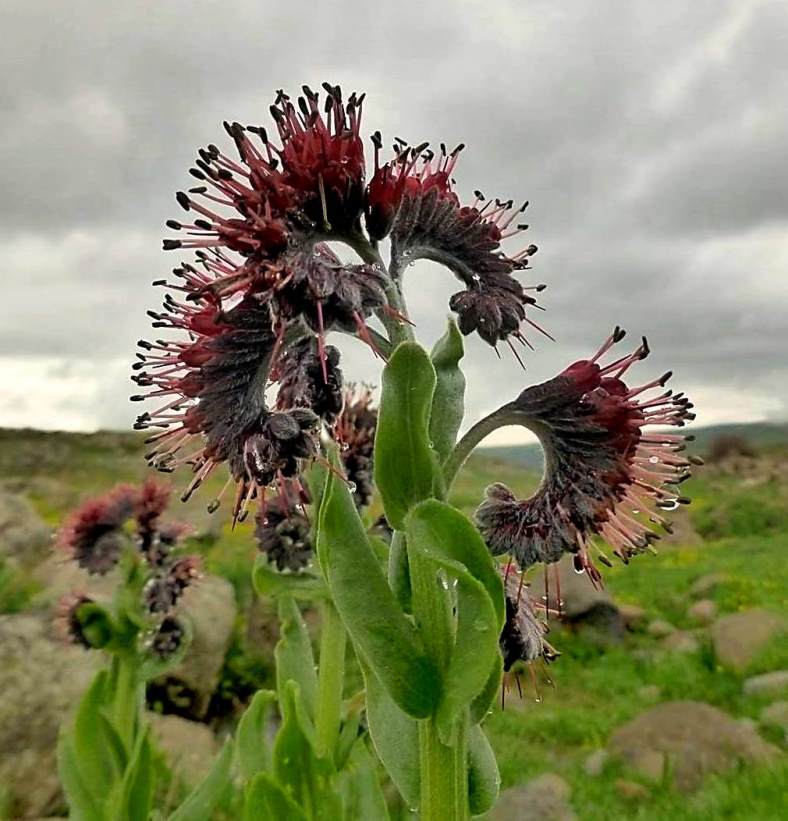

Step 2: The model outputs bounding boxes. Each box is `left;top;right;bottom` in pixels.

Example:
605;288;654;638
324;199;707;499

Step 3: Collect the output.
1;428;786;819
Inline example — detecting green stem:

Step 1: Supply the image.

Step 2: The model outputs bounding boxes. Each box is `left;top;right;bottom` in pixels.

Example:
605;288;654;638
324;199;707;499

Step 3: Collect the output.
419;714;469;821
315;600;347;760
408;543;468;819
112;652;141;752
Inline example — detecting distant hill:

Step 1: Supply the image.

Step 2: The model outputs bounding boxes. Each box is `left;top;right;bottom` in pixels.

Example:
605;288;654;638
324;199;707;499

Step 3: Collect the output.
480;421;788;469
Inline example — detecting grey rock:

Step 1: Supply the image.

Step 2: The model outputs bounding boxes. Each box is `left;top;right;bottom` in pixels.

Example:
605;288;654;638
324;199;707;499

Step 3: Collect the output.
545;556;623;637
583;749;609;777
661;630;701;654
615;779;650;800
0;613;100;818
744;670;788;696
687;599;717;624
689;573;726;599
493;773;576;821
760;701;788;733
609;700;780;792
165;575;236;717
711;609;786;671
148;712;219;785
0;491;52;568
646;619;676;638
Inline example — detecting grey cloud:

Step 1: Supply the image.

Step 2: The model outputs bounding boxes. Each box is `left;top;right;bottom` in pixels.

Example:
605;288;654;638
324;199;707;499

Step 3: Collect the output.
1;0;787;434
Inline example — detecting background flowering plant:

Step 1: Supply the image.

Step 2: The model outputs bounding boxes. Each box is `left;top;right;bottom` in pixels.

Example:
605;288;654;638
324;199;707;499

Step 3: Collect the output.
63;83;697;820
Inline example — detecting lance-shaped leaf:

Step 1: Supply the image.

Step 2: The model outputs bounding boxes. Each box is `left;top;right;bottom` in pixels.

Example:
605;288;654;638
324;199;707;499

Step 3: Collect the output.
57;735;104;821
429;319;466;463
236;689;277;780
167;739;234;821
467;724;500;817
362;664;420;809
338;739;391;821
405;500;504;742
374;342;441;528
113;725;154;821
275;596;318;719
253;554;328;601
317;454;439;718
243;772;307;821
71;671;119;799
273;681;341;820
470;654;503;726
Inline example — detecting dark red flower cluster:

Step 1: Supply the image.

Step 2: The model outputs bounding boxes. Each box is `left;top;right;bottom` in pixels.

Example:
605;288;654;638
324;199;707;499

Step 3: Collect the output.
367;137;546;348
136;83;544;520
476;329;697;580
56;479;200;655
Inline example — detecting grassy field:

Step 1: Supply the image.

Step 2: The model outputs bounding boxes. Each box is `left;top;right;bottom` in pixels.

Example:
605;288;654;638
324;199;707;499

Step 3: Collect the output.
1;428;786;819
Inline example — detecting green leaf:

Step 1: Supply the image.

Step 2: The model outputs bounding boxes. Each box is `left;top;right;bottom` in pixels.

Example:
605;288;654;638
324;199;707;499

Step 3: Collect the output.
57;735;104;821
362;665;420;808
405;500;505;742
467;724;500;817
115;725;154;821
374;342;441;528
236;689;277;781
243;772;307;821
72;671;118;797
387;531;412;613
273;681;340;820
317;453;440;718
429;319;466;463
253;553;328;601
275;596;319;719
76;601;117;649
338;740;391;821
167;739;234;821
470;654;504;725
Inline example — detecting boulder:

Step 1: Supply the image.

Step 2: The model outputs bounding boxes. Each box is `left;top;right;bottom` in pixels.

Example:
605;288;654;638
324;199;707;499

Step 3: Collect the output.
0;613;100;818
583;749;609;777
743;670;788;696
688;573;726;599
0;491;52;568
687;599;717;624
493;773;576;821
760;701;788;734
164;575;237;717
608;701;780;792
148;712;219;785
660;630;701;654
614;779;650;801
646;619;676;638
545;556;624;637
711;609;786;671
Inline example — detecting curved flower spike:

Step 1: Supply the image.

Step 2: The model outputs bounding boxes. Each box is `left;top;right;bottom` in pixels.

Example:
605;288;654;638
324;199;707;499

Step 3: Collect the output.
57;484;136;574
470;329;696;576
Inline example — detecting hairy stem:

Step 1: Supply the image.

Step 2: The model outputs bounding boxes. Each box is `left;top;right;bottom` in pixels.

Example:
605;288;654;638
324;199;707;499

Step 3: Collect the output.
315;600;347;760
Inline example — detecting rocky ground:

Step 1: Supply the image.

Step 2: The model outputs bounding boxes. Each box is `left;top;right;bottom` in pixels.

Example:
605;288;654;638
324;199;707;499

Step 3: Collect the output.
0;431;786;819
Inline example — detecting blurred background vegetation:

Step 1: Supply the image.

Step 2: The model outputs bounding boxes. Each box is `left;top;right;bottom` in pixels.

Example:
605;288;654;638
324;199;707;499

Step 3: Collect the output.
1;422;786;819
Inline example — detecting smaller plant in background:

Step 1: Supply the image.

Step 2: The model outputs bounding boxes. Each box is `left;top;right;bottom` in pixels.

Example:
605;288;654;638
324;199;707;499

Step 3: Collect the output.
54;479;219;821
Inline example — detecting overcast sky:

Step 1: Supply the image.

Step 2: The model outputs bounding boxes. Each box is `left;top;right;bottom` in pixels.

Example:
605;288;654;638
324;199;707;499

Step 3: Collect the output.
1;0;787;445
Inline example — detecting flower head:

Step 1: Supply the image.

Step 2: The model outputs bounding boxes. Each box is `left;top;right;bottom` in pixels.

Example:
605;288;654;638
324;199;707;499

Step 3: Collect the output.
254;494;313;572
57;484;136;574
148;615;186;659
499;566;559;670
366;138;545;347
335;385;377;509
143;555;202;614
475;329;697;578
55;592;97;648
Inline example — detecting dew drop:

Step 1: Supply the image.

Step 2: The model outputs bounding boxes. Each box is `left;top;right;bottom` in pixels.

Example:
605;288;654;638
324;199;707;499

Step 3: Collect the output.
649;455;660;464
340;442;350;452
632;508;640;514
573;564;586;575
534;694;543;703
347;481;357;493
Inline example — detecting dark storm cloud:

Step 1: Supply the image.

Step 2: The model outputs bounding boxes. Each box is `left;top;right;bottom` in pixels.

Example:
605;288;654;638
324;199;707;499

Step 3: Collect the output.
1;0;786;434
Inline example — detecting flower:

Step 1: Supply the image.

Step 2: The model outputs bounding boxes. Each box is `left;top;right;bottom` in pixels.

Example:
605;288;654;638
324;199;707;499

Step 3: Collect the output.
148;615;186;659
143;555;202;614
335;385;377;509
254;494;313;572
499;565;559;670
55;592;97;648
475;329;697;578
366;139;545;347
57;484;136;574
274;335;344;422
